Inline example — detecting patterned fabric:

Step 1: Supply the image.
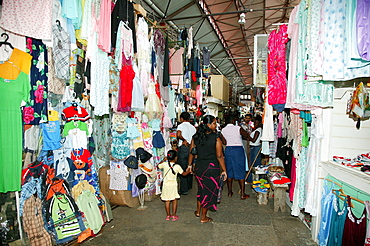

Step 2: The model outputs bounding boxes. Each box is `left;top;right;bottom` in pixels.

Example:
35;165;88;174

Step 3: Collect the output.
19;177;42;216
323;0;370;80
26;38;49;124
194;132;221;210
109;58;120;112
23;196;52;246
89;33;111;116
108;160;129;190
267;24;288;105
0;0;53;40
52;24;70;80
111;131;130;160
45;194;85;244
47;47;66;95
306;0;322;76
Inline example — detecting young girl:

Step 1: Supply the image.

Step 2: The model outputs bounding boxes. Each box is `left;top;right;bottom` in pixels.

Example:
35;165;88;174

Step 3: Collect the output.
158;150;191;221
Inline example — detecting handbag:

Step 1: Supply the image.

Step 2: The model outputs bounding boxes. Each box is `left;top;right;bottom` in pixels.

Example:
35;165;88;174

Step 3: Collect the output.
191;147;198;155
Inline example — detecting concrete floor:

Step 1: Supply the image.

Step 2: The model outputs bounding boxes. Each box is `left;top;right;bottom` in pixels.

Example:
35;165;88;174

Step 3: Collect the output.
84;181;316;246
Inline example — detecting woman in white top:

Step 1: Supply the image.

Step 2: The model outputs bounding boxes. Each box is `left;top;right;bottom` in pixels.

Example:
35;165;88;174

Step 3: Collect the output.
246;115;263;183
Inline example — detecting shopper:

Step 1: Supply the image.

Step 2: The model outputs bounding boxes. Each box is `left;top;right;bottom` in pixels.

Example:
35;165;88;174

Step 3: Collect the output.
176;112;196;195
241;114;253;167
221;115;251;199
158;150;191;221
188;115;227;223
246;115;263;183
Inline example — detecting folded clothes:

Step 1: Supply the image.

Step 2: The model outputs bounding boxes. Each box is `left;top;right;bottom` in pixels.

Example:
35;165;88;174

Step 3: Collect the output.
273;177;291;184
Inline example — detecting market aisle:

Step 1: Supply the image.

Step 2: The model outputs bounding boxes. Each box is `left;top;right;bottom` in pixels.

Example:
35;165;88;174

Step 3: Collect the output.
83;182;316;246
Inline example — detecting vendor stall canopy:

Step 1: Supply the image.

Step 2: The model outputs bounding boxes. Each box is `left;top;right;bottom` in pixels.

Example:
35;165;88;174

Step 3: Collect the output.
141;0;299;92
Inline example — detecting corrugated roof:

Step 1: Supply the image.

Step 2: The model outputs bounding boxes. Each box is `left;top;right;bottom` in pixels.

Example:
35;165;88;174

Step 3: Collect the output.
141;0;299;93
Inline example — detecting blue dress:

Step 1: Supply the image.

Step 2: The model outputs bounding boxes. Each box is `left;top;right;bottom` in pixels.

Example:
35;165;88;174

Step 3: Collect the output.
317;181;335;246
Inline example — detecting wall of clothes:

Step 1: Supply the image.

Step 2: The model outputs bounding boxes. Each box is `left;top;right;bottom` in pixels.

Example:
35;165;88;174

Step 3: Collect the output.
259;0;370;244
0;0;214;245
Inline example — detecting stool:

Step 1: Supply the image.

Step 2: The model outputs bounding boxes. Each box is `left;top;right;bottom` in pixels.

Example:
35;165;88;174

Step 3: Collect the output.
256;191;268;205
268;179;288;212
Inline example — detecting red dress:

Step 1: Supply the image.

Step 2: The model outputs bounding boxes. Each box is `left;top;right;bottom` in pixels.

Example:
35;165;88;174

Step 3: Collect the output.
118;65;135;112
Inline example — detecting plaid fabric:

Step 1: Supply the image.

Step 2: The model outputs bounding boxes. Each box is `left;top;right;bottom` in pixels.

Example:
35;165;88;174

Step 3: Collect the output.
52;24;70;80
23;196;52;246
19;177;42;216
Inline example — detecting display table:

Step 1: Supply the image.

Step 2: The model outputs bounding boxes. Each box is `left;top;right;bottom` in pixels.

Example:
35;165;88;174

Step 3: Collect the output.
268;178;289;212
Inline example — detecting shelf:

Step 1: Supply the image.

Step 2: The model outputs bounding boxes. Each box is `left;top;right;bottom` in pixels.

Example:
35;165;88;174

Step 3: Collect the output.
320;161;370;192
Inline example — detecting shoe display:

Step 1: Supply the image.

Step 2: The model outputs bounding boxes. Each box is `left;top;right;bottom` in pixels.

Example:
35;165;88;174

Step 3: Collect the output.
252;178;271;193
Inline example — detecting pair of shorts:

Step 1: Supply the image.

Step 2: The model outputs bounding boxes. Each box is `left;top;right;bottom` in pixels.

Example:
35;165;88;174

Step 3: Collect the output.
224;146;246;180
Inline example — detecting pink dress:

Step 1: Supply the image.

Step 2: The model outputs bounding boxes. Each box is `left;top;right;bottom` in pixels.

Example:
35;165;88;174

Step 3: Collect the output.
267;24;288;105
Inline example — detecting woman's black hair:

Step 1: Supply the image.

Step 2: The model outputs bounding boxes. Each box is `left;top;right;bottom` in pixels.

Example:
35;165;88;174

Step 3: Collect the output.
167;150;177;174
193;115;216;146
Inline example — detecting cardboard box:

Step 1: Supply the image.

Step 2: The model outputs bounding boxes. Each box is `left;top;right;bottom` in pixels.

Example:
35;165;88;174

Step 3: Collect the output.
99;166;139;207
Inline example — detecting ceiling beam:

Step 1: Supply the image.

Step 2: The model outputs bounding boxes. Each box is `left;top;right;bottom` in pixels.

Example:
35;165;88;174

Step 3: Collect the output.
165;6;294;21
165;1;195;19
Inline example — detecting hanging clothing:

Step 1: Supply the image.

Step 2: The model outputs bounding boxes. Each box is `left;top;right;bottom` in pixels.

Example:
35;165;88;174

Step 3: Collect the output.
267;24;288;105
117;65;135;112
45;193;86;244
0;48;32;193
327;194;348;246
41;120;62;150
109;160;129;190
89;33;111;116
111;0;136;53
317;181;335;246
76;190;104;234
97;0;111;53
323;0;370;80
27;38;48;124
365;201;370;246
131;63;145;111
109;58;120;112
342;197;367;246
0;0;53;40
23;196;52;246
52;23;70;80
145;82;163;119
304;110;324;216
111;131;130;160
163;36;170;86
170;47;184;89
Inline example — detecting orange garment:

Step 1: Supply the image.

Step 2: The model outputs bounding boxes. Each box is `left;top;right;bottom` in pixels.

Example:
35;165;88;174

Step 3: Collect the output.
0;48;32;80
45;179;69;201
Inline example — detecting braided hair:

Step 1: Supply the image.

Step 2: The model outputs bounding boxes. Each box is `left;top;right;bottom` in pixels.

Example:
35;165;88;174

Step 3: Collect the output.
167;150;177;175
193;115;216;146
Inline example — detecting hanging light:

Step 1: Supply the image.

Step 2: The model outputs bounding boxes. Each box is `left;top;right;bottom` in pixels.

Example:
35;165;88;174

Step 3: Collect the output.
238;13;246;25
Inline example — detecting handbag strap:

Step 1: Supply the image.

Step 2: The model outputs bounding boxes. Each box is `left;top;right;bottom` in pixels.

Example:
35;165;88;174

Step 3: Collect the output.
162;162;174;180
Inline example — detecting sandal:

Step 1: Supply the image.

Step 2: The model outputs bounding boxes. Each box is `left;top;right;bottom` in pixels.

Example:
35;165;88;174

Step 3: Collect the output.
228;192;233;197
194;211;200;217
171;215;179;221
166;216;171;221
240;194;250;200
200;217;213;223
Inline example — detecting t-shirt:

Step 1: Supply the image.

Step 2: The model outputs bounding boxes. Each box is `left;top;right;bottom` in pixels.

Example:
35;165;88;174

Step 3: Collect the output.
177;122;196;146
250;127;262;146
221;124;243;146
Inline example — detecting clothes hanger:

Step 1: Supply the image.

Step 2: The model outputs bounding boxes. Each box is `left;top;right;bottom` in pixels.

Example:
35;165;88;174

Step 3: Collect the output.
0;33;14;49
